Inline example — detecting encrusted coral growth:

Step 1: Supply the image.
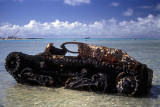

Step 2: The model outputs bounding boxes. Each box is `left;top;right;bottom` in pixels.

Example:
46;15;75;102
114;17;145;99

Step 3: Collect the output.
5;42;153;96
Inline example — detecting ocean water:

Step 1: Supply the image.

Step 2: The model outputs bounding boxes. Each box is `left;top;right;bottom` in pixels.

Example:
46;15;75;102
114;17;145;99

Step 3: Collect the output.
0;38;160;107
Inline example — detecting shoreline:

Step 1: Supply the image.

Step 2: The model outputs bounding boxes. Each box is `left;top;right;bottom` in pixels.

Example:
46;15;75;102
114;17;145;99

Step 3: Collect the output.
0;38;43;40
0;38;159;41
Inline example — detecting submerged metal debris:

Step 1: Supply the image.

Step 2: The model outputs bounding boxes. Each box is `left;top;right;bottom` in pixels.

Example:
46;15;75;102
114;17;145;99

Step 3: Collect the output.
5;42;153;96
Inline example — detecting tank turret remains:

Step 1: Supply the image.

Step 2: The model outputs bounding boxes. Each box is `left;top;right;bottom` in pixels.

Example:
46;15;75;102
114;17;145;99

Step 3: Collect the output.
5;42;153;96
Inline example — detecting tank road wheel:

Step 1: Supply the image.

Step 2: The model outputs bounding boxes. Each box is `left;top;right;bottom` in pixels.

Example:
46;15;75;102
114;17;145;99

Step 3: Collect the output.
20;68;54;86
91;73;109;93
65;69;110;93
5;52;24;82
20;68;34;84
116;72;139;96
5;52;21;74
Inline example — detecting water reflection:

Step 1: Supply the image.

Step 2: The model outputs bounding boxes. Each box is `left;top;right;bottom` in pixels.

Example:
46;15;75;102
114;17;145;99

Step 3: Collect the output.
149;85;160;99
4;83;159;107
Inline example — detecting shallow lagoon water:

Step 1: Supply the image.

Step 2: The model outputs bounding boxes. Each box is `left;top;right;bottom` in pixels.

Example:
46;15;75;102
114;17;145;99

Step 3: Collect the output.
0;39;160;107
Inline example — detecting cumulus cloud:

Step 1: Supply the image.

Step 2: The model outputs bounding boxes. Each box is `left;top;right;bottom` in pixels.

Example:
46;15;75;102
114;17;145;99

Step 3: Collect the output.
0;14;160;38
110;2;120;7
118;14;160;38
122;8;133;16
64;0;90;6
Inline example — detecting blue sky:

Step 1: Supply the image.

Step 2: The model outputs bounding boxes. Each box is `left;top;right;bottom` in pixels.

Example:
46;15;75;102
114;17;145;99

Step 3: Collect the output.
0;0;160;38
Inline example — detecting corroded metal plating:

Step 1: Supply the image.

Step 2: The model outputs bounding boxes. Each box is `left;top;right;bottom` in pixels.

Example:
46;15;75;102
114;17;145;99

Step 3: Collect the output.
5;42;153;96
62;42;153;94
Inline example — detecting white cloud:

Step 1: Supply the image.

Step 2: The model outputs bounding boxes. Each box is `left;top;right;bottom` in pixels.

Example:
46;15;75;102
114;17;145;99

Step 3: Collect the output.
108;18;117;23
64;0;90;6
122;8;133;16
0;14;160;38
155;3;160;10
138;5;153;9
110;2;120;7
139;4;160;11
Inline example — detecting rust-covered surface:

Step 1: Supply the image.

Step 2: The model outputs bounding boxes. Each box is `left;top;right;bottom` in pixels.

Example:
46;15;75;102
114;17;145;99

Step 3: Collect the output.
63;42;153;89
5;42;153;96
63;42;141;67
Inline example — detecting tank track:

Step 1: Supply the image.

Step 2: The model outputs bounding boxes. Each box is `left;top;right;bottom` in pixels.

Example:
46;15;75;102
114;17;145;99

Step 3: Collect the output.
5;52;140;96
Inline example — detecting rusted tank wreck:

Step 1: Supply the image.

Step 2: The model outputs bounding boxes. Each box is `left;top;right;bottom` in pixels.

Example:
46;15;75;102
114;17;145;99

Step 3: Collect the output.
5;42;153;96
